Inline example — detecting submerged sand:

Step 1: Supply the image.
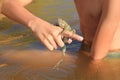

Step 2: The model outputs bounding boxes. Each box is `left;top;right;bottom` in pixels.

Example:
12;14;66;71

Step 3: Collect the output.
0;49;120;80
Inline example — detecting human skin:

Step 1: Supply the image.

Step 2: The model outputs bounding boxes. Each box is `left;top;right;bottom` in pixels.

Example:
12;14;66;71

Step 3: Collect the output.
0;0;83;50
74;0;120;59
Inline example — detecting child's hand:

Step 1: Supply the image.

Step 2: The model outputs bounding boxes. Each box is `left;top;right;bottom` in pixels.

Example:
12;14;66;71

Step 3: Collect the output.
57;18;83;44
29;19;64;51
29;18;83;51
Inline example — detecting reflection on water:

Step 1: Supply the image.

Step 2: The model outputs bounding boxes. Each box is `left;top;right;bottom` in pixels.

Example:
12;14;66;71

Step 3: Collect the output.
0;50;76;80
0;0;120;80
75;51;120;80
0;50;120;80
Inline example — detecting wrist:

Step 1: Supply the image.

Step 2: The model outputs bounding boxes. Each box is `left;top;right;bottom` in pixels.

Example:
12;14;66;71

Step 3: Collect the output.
27;17;41;32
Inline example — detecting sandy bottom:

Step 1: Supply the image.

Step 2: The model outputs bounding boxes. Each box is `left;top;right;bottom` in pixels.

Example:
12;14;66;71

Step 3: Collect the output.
0;50;120;80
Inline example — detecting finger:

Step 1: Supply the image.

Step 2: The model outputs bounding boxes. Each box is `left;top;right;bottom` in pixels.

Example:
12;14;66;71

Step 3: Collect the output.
67;38;72;44
47;35;57;49
55;27;63;34
35;33;54;50
72;34;84;41
52;27;64;47
54;35;64;47
63;31;84;41
42;39;54;51
37;34;54;50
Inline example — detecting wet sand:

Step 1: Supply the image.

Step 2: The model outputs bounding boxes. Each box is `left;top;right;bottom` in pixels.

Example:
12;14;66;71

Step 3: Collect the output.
0;50;76;80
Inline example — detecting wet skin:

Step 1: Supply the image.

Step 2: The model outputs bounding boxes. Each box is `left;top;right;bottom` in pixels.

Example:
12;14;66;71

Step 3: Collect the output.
74;0;120;50
74;0;120;59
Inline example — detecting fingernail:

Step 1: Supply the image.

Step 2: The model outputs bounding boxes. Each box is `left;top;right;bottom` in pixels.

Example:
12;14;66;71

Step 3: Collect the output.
68;39;72;44
61;43;65;47
79;36;84;41
50;47;54;51
55;47;57;49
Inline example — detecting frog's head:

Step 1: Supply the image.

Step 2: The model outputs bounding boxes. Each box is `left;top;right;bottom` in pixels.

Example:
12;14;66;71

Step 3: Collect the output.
58;18;65;28
58;18;72;31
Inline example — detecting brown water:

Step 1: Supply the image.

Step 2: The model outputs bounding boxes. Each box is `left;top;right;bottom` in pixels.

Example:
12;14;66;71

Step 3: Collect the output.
0;0;120;80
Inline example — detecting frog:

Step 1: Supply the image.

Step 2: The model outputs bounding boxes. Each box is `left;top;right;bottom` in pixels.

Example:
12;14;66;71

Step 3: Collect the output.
53;18;76;69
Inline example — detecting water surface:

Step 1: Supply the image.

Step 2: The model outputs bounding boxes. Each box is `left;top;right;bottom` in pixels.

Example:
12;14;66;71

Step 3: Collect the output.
0;0;120;80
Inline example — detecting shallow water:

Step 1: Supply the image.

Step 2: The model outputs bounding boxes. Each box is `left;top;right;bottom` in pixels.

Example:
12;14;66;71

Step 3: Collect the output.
0;0;120;80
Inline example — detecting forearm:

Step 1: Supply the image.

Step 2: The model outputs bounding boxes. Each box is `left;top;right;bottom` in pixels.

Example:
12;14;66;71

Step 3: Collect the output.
1;0;40;29
91;19;119;59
